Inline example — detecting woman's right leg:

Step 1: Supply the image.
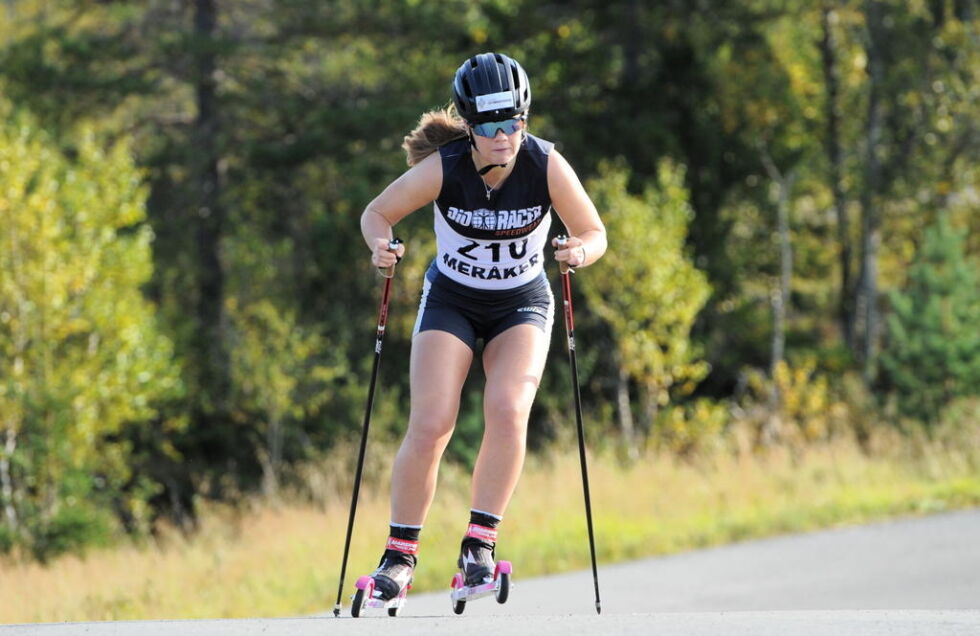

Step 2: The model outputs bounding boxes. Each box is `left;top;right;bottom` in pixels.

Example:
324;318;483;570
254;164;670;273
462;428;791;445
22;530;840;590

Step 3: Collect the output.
390;329;473;525
372;329;472;600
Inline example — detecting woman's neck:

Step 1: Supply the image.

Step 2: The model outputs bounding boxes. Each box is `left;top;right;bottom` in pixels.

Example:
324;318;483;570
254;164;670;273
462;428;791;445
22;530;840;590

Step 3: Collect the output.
472;152;514;188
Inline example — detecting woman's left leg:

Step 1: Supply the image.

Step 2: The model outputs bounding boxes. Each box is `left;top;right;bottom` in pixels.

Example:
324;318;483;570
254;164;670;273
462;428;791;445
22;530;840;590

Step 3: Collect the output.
472;323;550;515
457;323;549;585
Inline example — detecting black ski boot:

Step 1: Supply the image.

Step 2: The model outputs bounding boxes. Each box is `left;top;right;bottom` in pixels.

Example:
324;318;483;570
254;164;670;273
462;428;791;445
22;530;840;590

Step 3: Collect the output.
458;523;497;587
372;536;418;600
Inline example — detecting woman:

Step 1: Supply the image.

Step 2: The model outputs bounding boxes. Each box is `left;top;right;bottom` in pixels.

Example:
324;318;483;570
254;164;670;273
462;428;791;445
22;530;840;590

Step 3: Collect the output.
360;51;606;601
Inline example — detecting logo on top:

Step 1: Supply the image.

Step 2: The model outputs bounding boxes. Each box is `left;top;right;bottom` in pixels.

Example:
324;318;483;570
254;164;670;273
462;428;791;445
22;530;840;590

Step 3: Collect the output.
476;91;515;113
445;205;544;234
471;209;497;230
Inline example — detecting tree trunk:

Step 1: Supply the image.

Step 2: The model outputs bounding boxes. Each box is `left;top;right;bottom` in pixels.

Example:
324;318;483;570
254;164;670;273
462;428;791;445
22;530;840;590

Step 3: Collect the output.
759;148;795;384
261;414;284;498
820;4;855;349
3;172;25;533
642;385;660;439
623;0;641;84
857;0;885;381
193;0;230;413
1;428;17;531
616;365;638;460
772;175;794;378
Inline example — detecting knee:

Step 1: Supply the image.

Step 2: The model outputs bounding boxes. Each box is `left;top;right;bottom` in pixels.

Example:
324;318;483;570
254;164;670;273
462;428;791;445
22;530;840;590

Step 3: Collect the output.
404;414;456;450
484;401;529;438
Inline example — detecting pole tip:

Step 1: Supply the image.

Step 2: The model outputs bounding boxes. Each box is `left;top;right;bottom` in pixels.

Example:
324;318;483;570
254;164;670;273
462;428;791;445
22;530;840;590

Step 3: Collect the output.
333;604;341;617
596;600;602;615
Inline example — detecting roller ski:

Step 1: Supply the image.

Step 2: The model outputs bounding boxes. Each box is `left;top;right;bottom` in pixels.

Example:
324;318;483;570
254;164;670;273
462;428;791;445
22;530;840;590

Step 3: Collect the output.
449;524;512;615
351;536;416;618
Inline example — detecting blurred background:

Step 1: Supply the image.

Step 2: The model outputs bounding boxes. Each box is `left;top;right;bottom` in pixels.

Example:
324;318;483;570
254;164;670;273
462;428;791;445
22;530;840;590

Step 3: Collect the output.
0;0;977;614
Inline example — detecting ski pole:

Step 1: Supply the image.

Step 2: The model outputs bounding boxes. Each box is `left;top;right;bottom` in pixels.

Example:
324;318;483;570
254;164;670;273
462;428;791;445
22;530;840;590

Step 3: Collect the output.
556;235;602;615
333;238;402;618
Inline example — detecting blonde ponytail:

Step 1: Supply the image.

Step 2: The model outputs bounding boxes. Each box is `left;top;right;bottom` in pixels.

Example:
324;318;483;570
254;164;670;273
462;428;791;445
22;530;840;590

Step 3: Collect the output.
402;105;468;166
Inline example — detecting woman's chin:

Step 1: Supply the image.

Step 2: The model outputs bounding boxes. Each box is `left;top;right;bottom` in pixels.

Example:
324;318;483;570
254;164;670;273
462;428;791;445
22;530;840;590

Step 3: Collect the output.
489;149;516;162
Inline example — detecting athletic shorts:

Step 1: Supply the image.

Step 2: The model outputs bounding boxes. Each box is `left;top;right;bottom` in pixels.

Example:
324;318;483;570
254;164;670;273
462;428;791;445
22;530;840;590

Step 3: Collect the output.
413;262;555;351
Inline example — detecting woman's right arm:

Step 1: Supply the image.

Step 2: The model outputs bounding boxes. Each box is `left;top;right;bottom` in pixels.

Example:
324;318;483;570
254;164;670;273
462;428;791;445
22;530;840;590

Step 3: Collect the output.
361;150;443;268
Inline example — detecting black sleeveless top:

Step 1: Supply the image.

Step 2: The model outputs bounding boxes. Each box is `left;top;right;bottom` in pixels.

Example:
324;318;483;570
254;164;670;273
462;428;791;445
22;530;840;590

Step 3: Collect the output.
432;133;554;289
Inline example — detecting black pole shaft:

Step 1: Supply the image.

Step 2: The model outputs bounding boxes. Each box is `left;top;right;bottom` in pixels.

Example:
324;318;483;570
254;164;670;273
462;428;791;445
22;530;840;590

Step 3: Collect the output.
560;267;602;615
333;274;393;617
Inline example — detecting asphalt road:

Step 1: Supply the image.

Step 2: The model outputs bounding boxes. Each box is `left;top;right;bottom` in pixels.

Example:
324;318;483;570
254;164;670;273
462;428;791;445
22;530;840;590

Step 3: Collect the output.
5;509;980;635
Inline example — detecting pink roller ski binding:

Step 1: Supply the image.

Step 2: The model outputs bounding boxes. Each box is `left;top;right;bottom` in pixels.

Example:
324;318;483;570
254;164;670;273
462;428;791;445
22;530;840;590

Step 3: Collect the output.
449;523;512;614
351;536;417;617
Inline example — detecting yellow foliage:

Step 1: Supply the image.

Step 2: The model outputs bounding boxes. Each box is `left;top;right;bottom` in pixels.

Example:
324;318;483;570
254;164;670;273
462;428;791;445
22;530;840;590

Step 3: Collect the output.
745;359;850;449
654;398;731;456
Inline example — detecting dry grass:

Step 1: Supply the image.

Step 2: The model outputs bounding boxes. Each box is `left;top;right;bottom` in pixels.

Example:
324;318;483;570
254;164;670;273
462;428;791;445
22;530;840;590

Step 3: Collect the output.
2;432;978;622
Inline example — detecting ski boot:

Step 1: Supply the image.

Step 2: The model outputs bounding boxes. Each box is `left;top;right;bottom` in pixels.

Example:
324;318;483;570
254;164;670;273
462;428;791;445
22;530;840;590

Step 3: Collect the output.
449;524;511;615
351;537;417;617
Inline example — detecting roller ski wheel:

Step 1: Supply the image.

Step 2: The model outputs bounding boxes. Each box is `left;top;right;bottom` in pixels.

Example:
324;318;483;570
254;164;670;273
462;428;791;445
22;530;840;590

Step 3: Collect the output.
350;575;409;618
449;560;512;614
495;566;510;604
450;572;466;614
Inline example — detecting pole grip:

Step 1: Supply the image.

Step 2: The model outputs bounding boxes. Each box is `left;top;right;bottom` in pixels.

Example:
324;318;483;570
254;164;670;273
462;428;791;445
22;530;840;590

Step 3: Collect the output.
379;237;403;278
556;234;576;275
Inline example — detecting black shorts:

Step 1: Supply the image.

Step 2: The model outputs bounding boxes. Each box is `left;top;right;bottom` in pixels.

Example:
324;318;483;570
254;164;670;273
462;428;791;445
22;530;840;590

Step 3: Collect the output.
413;262;555;351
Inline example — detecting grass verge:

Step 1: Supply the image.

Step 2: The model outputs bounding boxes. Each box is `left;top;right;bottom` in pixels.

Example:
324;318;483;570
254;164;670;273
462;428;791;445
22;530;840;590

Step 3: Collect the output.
1;435;978;622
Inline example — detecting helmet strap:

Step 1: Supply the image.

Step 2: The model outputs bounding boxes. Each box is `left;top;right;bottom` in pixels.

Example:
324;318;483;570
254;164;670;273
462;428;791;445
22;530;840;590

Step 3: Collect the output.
477;162;507;176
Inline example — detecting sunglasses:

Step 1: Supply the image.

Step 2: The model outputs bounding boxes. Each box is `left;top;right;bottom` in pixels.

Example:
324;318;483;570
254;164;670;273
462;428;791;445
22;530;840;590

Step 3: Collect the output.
471;117;525;138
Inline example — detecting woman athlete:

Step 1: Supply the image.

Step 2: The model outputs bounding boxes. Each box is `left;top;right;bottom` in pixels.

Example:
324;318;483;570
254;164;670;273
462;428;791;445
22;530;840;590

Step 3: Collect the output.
359;51;607;601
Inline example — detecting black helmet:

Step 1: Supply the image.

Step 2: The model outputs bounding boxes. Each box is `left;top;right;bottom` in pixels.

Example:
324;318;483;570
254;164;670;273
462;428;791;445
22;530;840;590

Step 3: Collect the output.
452;52;531;124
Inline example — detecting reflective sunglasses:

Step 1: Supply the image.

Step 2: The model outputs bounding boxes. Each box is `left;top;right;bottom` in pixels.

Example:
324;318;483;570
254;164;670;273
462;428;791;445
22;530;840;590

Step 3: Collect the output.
471;117;525;138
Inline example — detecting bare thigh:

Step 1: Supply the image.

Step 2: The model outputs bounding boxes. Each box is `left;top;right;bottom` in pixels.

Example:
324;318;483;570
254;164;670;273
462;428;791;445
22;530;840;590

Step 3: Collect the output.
482;323;551;417
408;329;473;435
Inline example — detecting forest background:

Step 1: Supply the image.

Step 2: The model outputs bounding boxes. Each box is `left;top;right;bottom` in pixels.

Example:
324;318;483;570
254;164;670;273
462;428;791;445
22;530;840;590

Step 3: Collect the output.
0;0;978;618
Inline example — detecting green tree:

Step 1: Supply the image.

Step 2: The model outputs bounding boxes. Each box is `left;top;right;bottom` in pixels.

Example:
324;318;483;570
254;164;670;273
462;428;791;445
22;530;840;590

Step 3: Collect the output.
0;101;181;559
879;215;979;425
578;160;711;452
840;0;980;377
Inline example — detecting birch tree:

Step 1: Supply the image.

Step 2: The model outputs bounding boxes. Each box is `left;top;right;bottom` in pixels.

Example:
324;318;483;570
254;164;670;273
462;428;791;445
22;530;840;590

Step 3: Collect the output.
0;103;180;558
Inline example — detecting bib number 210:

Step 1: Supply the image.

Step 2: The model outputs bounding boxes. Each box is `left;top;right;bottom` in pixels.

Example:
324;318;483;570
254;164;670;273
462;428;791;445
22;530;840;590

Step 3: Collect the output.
457;239;527;262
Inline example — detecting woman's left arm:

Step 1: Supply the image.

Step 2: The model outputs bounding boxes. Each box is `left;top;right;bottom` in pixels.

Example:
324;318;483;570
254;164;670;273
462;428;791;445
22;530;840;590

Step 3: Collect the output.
547;149;607;268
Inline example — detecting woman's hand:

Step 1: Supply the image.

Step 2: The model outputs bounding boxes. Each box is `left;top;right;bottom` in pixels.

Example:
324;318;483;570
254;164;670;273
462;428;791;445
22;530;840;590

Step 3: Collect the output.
371;237;405;269
552;235;587;269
